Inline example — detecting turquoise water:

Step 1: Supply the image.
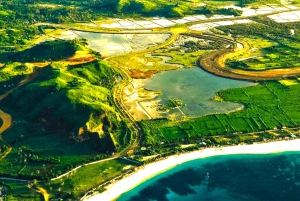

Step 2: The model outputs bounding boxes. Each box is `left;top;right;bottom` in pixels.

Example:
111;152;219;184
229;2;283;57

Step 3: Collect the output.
117;152;300;201
142;67;253;118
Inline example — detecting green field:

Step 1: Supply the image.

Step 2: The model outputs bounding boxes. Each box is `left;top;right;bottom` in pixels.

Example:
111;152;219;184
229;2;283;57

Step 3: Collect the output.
141;81;300;144
219;17;300;71
0;158;139;200
46;158;138;199
0;180;41;201
7;40;78;62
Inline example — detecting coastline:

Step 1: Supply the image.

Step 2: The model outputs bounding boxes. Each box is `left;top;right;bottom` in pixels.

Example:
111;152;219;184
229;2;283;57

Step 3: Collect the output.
84;139;300;201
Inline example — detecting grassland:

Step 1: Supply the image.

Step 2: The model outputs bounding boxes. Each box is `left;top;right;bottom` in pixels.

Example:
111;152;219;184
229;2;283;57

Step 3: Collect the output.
0;180;41;201
45;158;138;199
7;40;78;62
0;60;127;178
0;36;140;200
0;158;139;200
219;18;300;71
109;53;179;71
153;51;208;67
0;38;134;183
140;81;300;144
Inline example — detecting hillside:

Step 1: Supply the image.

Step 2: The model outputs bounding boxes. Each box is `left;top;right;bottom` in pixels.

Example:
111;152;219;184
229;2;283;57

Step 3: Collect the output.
8;40;78;62
0;41;130;180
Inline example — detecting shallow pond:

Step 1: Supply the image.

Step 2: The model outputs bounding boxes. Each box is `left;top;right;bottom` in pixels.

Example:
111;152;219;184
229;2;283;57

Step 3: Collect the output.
140;67;253;118
59;30;170;56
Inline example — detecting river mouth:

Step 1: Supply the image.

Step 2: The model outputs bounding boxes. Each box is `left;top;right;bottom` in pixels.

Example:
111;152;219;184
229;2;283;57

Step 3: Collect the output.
124;67;253;120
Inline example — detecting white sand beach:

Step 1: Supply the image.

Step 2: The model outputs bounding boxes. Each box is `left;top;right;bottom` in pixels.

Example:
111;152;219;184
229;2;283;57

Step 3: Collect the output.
85;139;300;201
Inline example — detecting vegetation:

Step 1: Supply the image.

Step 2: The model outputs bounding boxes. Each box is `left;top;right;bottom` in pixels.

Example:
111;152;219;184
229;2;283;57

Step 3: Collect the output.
8;40;78;62
141;81;300;144
154;51;205;67
195;6;243;16
158;99;183;111
0;158;139;200
0;180;40;201
0;38;131;180
153;35;229;67
219;17;300;70
0;0;300;200
46;158;138;199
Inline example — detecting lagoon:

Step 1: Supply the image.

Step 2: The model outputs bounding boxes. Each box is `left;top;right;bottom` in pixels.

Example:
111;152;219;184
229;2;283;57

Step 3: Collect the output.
140;67;253;118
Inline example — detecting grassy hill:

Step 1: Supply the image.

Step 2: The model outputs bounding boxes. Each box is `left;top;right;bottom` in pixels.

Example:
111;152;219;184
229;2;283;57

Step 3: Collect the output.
8;40;78;62
0;56;130;180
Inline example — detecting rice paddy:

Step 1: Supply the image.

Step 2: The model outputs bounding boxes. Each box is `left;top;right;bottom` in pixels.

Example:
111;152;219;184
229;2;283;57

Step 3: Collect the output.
268;10;300;22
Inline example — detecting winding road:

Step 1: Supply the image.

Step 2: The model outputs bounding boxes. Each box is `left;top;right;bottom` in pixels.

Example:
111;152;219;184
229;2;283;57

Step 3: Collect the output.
105;32;179;155
196;35;300;81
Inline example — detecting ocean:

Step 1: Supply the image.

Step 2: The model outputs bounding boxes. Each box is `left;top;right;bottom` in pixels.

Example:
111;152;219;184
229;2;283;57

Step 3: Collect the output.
117;152;300;201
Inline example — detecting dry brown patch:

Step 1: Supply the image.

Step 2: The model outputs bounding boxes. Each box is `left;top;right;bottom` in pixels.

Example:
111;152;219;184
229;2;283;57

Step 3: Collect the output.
0;63;5;68
128;69;157;79
31;62;50;67
65;50;96;65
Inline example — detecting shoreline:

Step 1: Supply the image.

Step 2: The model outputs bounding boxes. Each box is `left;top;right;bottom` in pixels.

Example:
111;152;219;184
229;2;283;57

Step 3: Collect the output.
84;139;300;201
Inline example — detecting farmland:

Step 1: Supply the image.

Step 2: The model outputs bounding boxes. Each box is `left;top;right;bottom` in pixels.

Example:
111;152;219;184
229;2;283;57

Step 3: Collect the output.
218;17;300;71
140;81;300;143
46;158;139;199
1;0;300;200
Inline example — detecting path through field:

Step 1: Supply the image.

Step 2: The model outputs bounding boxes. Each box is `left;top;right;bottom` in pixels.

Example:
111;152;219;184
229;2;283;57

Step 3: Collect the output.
0;110;11;135
37;186;49;201
0;110;12;160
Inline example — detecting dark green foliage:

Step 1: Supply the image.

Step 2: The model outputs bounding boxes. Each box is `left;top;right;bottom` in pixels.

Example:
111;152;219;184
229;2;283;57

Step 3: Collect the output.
8;40;77;62
0;60;128;178
122;1;144;13
240;0;280;6
195;6;243;16
183;40;229;51
159;126;187;139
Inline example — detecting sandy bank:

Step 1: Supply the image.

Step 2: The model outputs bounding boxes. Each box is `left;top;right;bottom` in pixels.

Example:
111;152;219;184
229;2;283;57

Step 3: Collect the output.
85;139;300;201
